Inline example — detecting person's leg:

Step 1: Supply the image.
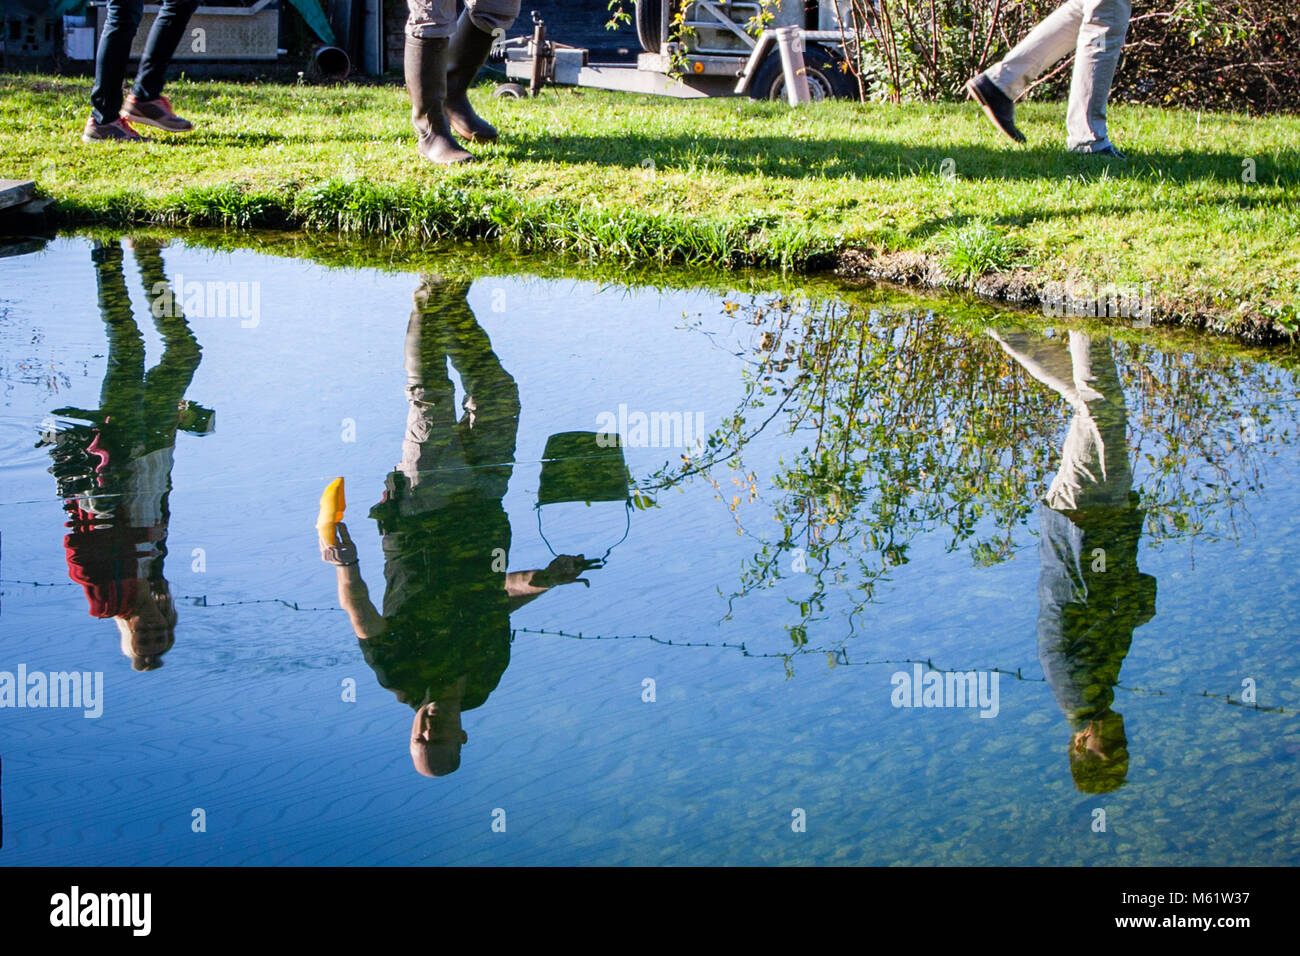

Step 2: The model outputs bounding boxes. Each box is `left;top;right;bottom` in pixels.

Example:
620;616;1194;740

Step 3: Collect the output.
437;284;520;474
89;0;144;125
398;278;463;488
405;0;473;163
92;241;147;417
121;0;200;132
968;1;1084;144
134;245;202;427
986;328;1083;406
1065;0;1132;153
1057;331;1131;505
445;0;520;142
984;0;1085;101
131;0;200;102
991;329;1131;512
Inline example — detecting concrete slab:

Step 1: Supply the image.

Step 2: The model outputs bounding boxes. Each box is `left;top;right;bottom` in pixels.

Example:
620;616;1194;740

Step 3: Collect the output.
0;180;36;211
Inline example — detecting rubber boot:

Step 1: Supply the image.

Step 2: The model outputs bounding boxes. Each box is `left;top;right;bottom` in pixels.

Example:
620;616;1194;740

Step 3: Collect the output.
444;13;499;143
405;35;473;164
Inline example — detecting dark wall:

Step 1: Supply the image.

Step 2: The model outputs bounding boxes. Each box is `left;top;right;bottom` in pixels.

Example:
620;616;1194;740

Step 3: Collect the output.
384;0;639;70
519;0;639;59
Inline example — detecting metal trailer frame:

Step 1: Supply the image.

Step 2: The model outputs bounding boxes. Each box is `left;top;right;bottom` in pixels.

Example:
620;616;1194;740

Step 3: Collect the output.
498;1;866;102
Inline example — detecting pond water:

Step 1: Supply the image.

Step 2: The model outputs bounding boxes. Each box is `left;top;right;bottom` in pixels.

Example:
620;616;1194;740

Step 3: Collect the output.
1;235;1298;866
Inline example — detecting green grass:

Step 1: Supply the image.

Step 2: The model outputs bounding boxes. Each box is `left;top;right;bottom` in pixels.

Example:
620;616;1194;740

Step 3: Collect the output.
929;218;1028;286
2;74;1298;339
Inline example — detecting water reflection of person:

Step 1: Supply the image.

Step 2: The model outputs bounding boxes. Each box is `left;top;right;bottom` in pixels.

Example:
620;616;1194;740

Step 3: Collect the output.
41;239;205;671
989;329;1156;793
321;277;596;777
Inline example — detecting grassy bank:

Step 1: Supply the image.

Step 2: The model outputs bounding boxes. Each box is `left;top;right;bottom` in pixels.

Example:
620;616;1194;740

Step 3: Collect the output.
88;225;1292;373
3;74;1298;341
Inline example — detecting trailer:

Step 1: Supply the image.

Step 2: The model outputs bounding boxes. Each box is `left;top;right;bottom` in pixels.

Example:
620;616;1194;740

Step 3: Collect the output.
496;1;867;103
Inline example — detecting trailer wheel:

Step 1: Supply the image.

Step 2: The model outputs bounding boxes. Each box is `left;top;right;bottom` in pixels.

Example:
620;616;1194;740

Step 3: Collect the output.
635;0;665;54
494;82;527;99
750;45;858;101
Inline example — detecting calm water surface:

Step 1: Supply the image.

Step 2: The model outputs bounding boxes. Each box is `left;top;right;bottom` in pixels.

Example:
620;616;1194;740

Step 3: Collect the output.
1;236;1297;865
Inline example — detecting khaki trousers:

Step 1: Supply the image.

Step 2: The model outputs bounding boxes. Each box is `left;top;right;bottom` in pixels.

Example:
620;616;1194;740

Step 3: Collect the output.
406;0;520;39
984;0;1132;152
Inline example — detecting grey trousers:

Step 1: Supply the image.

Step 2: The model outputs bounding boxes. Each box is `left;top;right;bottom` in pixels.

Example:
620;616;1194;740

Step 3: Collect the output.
406;0;520;39
984;0;1132;152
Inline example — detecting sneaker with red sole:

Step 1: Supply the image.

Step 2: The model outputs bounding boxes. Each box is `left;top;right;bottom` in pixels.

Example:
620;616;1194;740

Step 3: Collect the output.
122;94;193;133
82;115;143;143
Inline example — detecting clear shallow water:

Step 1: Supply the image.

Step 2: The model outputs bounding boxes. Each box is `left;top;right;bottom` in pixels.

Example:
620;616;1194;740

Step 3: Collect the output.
0;235;1297;866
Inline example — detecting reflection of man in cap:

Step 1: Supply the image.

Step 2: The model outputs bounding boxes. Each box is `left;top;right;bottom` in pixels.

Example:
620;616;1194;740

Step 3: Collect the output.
41;239;209;671
989;329;1156;793
322;277;594;777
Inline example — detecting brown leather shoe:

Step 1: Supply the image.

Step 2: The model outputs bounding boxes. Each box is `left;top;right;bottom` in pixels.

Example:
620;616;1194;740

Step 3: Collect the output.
122;94;193;133
967;74;1026;144
82;116;143;143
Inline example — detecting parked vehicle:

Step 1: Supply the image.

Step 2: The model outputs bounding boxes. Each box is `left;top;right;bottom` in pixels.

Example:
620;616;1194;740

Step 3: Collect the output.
498;0;868;101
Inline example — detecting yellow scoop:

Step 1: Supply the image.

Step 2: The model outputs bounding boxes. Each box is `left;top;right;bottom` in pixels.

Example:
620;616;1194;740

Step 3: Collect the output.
316;477;346;545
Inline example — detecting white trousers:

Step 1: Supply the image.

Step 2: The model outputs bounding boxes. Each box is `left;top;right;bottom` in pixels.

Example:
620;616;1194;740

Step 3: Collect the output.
984;0;1132;151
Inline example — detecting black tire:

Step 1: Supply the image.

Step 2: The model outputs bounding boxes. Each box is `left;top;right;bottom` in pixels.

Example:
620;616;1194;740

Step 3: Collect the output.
749;44;859;101
635;0;664;54
494;82;527;99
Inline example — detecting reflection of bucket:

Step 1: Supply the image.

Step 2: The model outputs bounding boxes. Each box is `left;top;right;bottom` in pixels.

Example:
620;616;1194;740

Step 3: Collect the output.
536;431;631;562
312;45;351;80
538;431;629;505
